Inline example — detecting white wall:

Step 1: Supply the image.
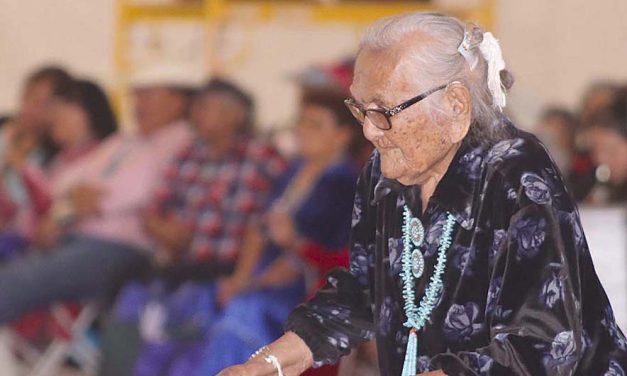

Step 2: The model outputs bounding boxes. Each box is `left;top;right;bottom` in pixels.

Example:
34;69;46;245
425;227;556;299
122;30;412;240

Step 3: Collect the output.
217;20;360;130
0;1;115;114
495;0;627;129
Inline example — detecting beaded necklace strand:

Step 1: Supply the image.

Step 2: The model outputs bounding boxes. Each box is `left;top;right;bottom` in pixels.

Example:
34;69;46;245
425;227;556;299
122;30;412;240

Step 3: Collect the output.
400;206;456;376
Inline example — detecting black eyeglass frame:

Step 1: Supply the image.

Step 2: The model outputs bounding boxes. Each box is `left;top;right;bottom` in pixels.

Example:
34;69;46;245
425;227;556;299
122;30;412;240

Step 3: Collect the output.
344;83;450;130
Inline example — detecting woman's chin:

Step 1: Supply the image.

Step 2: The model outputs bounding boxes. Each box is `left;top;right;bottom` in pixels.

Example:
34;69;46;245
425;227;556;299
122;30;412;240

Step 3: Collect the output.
380;160;423;186
379;164;404;182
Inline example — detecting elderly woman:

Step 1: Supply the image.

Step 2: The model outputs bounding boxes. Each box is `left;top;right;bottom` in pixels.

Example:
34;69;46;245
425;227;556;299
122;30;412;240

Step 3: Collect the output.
219;12;627;376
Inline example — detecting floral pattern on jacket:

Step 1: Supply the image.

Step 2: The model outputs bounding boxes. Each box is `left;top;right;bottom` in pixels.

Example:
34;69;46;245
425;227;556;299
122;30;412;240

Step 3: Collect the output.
285;119;627;375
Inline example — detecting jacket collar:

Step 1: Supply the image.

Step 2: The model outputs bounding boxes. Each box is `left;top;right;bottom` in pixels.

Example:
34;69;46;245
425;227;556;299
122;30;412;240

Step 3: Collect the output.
371;140;486;230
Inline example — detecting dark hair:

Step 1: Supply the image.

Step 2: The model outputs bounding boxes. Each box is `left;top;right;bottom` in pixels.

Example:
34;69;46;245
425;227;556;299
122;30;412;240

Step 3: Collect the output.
590;86;627;139
0;115;11;128
301;89;358;129
197;78;255;134
25;65;72;93
540;107;580;146
52;79;118;140
300;88;367;159
579;81;620;125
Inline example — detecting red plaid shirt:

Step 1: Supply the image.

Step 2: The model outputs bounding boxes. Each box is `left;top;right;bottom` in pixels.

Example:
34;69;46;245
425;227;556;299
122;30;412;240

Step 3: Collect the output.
151;137;286;262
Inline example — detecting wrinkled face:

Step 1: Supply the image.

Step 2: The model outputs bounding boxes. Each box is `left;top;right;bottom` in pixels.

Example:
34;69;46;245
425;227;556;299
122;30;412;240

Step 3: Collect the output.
47;99;91;149
587;128;627;185
296;103;351;161
191;91;246;142
350;45;468;186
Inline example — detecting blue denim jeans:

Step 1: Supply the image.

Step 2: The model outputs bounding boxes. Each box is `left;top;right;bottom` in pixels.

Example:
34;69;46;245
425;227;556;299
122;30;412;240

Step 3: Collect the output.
0;235;149;324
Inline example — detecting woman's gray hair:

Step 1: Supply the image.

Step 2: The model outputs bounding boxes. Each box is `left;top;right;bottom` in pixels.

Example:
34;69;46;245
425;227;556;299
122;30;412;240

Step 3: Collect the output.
359;12;514;144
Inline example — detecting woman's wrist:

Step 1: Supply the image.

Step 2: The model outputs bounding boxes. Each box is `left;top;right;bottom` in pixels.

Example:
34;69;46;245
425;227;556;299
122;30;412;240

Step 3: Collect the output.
247;333;313;376
248;346;284;375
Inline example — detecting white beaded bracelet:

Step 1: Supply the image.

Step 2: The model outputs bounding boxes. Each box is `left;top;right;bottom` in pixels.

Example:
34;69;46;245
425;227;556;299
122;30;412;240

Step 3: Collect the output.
250;346;271;360
250;346;284;376
264;354;284;376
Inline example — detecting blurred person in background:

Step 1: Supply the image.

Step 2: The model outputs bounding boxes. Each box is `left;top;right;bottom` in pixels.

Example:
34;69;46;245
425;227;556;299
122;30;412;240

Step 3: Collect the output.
195;88;359;376
579;86;627;204
534;107;597;201
569;81;622;203
291;59;377;376
579;81;620;127
0;66;72;259
0;65;193;328
99;78;286;376
32;78;118;249
8;77;118;350
535;108;579;177
0;65;72;165
46;79;118;177
295;58;373;168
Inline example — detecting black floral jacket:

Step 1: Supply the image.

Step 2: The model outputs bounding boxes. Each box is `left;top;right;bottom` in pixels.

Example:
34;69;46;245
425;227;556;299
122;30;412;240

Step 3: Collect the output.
285;120;627;375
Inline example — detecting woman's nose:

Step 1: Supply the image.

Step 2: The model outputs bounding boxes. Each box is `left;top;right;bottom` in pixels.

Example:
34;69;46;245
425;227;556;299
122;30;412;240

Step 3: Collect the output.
362;116;384;142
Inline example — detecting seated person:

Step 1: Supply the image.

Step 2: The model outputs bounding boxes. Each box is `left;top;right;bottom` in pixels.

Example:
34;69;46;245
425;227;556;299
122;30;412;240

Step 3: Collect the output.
0;65;72;165
0;66;72;259
580;86;627;204
9;78;119;345
32;78;118;248
0;66;194;326
100;79;286;376
194;89;360;376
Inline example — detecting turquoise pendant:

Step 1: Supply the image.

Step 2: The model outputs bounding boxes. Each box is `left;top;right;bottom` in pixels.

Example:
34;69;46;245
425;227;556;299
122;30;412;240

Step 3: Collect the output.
411;249;425;278
409;217;425;247
400;206;456;375
401;329;418;376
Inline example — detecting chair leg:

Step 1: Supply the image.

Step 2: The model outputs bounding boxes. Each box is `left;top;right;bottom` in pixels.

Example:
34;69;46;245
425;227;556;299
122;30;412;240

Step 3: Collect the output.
0;328;19;376
27;304;100;376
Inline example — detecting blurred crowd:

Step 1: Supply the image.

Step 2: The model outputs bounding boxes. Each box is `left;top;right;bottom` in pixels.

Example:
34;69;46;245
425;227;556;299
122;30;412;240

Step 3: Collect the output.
534;82;627;205
0;61;375;376
0;60;623;376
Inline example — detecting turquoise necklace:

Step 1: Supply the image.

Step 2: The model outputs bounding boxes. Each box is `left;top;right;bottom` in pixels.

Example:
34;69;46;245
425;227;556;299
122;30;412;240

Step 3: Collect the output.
400;205;456;376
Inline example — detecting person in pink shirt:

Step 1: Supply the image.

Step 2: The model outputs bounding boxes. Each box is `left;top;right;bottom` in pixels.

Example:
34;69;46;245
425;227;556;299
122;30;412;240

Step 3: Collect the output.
8;77;119;346
0;66;196;324
18;78;117;249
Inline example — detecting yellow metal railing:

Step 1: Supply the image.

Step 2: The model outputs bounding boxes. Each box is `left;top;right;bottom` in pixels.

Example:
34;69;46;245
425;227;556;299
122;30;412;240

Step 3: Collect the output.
113;0;495;126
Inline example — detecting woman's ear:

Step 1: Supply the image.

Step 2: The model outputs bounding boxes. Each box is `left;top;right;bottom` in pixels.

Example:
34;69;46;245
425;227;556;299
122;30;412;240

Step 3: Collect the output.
444;82;472;143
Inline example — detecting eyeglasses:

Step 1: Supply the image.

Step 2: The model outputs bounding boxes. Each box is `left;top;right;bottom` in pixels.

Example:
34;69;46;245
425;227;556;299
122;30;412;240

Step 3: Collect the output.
344;83;448;131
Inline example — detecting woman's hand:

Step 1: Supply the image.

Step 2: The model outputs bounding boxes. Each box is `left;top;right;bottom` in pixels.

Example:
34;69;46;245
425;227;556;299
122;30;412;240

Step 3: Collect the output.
216;364;251;376
218;332;314;376
217;358;273;376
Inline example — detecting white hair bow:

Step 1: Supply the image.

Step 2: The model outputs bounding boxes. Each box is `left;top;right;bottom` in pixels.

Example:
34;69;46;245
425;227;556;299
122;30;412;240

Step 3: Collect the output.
458;30;507;110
